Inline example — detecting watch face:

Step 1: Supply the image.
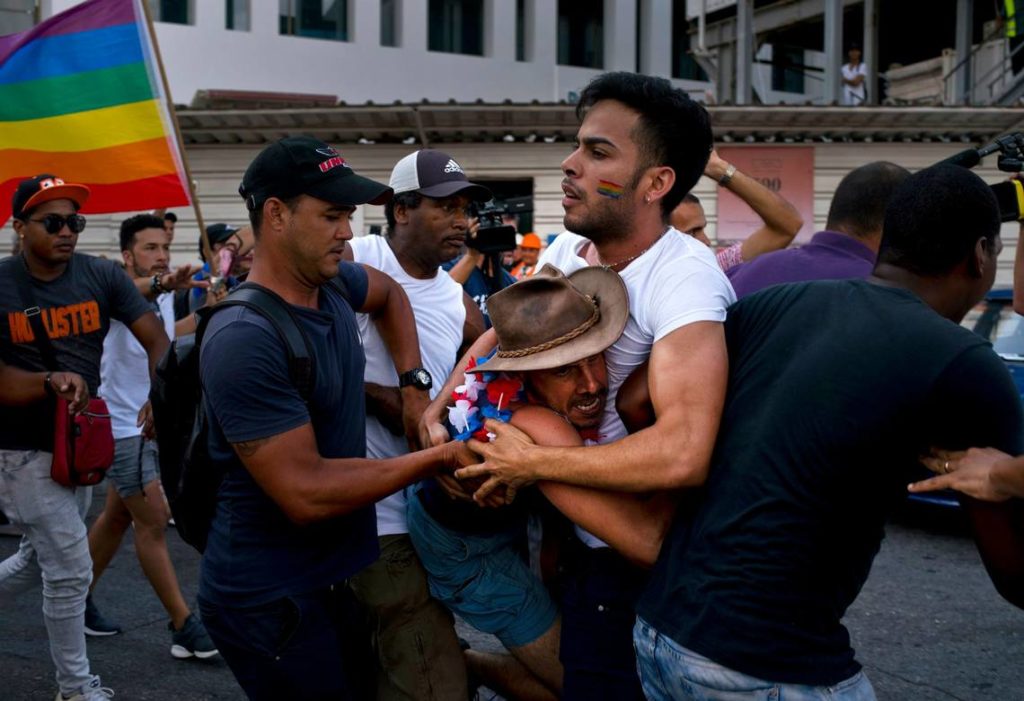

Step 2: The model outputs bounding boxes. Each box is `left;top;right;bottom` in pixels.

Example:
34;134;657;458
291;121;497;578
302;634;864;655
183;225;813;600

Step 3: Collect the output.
414;369;432;389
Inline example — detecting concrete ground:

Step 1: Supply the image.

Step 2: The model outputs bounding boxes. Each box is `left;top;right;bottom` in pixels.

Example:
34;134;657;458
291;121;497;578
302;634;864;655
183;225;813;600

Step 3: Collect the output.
1;493;1022;700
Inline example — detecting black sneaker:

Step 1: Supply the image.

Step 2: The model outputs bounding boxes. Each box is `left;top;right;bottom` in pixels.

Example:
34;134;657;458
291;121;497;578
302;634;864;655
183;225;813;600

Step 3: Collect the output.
170;614;219;659
84;596;121;637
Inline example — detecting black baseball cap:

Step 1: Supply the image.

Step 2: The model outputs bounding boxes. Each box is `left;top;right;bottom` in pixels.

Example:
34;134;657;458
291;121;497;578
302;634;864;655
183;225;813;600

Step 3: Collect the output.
206;223;238;246
389;150;492;201
12;174;90;219
239;136;392;211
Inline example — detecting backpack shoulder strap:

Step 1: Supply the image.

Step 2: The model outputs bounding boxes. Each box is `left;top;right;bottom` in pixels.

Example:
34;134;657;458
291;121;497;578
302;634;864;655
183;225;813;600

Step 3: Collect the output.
324;274;351;307
11;256;59;371
198;283;315;401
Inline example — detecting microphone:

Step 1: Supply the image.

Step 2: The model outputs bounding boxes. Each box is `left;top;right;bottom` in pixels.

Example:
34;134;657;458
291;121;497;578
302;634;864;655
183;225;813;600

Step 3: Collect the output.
940;148;982;169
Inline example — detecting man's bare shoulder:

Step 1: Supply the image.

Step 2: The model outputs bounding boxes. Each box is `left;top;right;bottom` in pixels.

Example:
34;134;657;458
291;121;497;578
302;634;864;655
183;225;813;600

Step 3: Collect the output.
509;404;584;448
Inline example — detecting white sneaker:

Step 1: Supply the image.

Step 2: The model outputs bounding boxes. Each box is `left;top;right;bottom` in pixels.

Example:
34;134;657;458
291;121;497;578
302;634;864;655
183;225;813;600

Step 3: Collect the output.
55;677;114;701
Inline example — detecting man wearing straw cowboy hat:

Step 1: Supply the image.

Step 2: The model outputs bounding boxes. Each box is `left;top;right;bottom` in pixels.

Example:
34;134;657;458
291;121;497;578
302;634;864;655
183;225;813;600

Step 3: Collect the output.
408;263;646;700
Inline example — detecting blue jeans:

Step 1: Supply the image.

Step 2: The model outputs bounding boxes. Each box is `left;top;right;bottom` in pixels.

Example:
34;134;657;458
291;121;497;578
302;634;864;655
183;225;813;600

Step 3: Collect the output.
633;617;877;701
0;449;98;698
199;584;372;701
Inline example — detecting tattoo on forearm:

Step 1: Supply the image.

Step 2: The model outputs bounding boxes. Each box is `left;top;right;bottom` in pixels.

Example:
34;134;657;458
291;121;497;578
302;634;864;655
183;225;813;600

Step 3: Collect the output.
234;437;271;457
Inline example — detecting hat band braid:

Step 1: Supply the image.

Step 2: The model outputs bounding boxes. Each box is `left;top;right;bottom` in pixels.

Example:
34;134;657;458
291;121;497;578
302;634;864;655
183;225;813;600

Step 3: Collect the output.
495;301;601;359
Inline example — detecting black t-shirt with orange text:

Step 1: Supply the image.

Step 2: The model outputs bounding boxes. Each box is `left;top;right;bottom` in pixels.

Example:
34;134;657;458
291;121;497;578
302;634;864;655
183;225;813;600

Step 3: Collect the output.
0;253;151;451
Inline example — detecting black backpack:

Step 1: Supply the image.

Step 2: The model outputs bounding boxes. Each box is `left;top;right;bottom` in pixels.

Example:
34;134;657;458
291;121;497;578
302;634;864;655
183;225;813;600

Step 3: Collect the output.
151;280;347;552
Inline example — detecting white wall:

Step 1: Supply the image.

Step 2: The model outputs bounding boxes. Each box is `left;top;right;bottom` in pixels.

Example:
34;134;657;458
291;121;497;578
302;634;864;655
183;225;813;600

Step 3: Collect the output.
9;140;1016;289
46;0;711;106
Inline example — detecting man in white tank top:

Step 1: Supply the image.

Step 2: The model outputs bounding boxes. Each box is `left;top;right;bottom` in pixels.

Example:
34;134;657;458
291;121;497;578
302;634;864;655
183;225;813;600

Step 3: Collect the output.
346;149;487;701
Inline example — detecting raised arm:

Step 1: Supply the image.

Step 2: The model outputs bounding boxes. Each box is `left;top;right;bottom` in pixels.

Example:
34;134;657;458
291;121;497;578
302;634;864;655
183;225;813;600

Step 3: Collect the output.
418;327;498;449
459;320;728;495
461;292;486;357
705;150;802;262
446;248;484;285
132;265;206;302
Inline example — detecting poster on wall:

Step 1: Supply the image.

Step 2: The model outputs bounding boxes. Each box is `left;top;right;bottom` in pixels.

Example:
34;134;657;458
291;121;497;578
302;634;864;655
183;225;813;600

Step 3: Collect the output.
717;146;814;244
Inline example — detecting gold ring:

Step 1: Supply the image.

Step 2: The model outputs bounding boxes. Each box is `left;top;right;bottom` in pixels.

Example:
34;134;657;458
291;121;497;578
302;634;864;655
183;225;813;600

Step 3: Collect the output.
943;460;951;474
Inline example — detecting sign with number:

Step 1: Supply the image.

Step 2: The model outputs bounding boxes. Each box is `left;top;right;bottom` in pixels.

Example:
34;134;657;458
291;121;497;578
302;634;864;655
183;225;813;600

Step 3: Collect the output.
717;146;814;243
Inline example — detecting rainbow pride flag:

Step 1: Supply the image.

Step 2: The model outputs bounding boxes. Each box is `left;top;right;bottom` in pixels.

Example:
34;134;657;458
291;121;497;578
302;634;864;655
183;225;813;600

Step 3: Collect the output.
0;0;190;226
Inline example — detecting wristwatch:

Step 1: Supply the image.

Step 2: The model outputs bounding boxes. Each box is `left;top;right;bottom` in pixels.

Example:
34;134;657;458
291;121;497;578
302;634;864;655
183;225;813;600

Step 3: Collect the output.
398;368;432;391
718;163;737;186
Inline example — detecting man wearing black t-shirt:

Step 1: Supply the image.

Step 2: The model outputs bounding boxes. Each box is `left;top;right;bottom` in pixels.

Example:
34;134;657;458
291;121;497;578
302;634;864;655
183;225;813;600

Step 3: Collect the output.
198;137;475;700
626;164;1024;700
0;175;169;701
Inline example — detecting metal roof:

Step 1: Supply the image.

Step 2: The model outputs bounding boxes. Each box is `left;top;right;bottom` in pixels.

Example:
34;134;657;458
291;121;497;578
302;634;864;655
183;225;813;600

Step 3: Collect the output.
176;102;1024;147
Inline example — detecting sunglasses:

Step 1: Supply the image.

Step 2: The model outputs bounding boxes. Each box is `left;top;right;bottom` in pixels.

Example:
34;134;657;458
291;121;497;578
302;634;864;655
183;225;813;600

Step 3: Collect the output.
28;213;87;234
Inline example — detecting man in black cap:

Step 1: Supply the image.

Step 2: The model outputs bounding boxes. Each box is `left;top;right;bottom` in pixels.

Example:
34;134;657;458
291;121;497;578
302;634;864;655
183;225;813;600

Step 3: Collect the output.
172;222;245;318
197;137;474;700
0;174;169;701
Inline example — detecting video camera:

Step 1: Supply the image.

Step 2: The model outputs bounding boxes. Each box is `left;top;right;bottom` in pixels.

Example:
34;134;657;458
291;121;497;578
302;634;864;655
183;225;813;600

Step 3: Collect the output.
467;196;533;253
940;133;1024;222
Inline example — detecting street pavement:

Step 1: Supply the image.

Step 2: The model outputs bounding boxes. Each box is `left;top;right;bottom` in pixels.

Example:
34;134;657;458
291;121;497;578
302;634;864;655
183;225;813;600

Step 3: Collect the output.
1;493;1022;700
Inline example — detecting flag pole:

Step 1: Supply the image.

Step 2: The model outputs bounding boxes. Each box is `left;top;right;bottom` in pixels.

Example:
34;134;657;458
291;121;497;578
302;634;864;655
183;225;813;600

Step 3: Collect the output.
138;0;215;273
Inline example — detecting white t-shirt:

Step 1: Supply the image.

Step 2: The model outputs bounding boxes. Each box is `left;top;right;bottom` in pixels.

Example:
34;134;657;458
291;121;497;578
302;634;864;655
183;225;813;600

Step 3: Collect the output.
539;229;736;547
99;292;175;439
842;62;867;105
350;235;466;535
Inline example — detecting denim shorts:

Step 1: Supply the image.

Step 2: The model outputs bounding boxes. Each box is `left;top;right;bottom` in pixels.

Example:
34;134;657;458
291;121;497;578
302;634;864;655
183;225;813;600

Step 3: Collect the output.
406;486;558;648
107;436;159;499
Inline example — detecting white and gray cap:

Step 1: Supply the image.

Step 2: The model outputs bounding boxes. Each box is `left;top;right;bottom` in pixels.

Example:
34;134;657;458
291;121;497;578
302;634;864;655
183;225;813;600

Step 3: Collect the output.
389;149;492;201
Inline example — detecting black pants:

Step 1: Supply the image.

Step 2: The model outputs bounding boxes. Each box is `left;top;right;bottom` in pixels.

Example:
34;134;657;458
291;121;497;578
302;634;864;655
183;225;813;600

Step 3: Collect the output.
558;545;648;701
199;584;373;701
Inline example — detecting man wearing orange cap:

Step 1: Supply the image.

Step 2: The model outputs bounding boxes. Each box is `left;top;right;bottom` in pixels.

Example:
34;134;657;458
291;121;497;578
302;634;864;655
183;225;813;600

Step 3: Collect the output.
0;175;169;701
510;233;543;280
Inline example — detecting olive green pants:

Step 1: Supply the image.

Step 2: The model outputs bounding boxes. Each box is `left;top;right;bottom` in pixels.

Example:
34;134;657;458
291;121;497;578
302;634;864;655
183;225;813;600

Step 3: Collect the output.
350;534;468;701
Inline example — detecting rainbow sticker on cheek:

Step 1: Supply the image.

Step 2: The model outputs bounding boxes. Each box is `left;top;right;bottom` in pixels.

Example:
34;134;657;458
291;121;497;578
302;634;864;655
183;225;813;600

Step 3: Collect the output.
597;180;625;199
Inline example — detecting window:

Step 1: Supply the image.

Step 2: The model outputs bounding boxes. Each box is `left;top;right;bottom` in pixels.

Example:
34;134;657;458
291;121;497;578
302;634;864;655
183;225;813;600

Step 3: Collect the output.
226;0;250;31
557;0;603;69
0;0;35;37
147;0;192;25
771;45;805;93
671;0;707;80
381;0;399;47
279;0;348;42
428;0;483;56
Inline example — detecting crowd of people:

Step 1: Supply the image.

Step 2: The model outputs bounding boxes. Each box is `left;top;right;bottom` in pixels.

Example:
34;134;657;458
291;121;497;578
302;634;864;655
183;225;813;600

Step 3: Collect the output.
1;70;1023;701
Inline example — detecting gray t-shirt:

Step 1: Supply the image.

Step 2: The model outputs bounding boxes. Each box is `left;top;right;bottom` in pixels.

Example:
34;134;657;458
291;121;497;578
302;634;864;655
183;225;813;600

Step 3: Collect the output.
0;253;152;450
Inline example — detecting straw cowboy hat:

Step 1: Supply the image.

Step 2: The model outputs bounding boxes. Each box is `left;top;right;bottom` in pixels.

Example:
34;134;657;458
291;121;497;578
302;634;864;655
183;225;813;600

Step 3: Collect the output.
475;264;628;373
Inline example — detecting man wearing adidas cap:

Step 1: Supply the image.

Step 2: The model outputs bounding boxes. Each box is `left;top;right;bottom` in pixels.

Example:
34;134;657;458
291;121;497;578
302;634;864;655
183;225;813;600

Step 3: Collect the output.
345;149;488;700
197;137;475;700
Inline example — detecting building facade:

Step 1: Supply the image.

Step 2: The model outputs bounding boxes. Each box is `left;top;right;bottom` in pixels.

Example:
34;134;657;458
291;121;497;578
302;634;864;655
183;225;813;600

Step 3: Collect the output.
5;1;1022;287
